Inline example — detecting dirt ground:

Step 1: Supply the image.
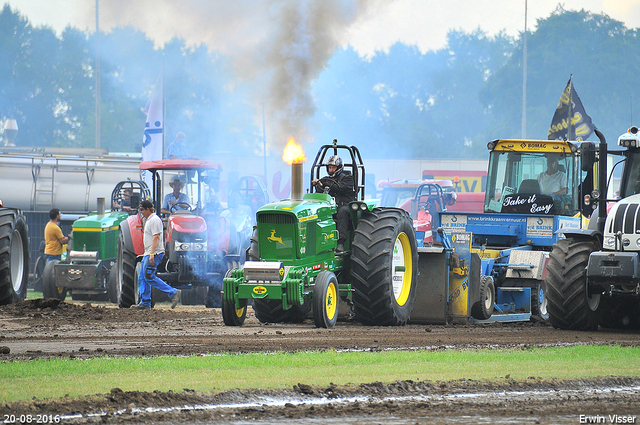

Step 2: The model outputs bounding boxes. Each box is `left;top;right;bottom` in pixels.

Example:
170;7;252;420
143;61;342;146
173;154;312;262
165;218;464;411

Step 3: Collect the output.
2;298;640;424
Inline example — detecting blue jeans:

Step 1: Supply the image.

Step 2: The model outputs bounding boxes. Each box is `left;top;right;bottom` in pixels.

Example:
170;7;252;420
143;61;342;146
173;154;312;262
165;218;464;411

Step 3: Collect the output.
137;253;177;306
45;254;61;262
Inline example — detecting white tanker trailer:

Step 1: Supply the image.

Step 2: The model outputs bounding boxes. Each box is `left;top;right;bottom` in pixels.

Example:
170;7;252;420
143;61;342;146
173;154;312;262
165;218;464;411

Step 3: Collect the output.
0;146;142;213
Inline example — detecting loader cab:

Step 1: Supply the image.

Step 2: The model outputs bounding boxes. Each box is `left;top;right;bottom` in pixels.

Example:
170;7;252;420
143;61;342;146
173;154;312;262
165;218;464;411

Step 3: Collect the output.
484;140;585;216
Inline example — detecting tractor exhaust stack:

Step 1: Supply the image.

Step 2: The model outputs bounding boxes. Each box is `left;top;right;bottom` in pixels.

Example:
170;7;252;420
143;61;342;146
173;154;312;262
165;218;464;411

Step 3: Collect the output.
292;162;303;201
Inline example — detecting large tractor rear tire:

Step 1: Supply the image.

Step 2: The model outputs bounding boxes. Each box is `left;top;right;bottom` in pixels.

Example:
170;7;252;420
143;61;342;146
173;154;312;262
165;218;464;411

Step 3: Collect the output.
312;271;339;329
42;260;66;300
0;210;29;305
350;208;418;326
546;238;601;330
107;264;119;304
118;232;137;308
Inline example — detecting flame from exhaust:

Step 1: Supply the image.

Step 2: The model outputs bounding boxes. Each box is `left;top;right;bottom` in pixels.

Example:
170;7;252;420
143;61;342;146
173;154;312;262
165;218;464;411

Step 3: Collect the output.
282;137;306;164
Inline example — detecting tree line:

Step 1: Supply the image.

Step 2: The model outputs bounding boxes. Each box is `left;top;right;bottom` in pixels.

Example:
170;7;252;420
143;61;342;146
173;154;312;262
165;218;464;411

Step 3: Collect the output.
0;4;638;159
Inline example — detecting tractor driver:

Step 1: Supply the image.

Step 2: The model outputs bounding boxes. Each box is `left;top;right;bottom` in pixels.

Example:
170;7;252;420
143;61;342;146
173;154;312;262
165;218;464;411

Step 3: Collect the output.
537;154;568;197
312;155;356;254
161;177;191;215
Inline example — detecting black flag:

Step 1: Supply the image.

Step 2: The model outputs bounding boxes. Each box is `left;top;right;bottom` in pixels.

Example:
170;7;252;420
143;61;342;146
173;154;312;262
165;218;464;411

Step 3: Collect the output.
548;76;595;140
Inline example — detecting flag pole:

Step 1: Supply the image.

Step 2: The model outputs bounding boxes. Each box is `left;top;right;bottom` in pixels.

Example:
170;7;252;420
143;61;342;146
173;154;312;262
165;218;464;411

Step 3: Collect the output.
567;74;574;140
521;0;527;139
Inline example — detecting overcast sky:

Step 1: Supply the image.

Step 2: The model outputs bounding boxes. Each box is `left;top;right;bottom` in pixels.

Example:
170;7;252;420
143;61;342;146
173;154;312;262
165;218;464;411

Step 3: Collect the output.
5;0;640;57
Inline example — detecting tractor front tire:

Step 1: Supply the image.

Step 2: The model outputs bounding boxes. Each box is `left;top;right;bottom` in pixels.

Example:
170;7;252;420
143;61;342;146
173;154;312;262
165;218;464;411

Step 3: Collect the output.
350;208;418;326
546;238;601;330
222;271;247;326
470;275;495;320
0;210;29;305
42;260;66;300
118;232;137;308
312;271;339;329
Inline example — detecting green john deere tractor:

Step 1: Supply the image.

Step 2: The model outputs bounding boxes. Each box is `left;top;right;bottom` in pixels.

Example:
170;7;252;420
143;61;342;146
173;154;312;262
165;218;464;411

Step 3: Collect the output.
42;180;149;302
222;140;419;328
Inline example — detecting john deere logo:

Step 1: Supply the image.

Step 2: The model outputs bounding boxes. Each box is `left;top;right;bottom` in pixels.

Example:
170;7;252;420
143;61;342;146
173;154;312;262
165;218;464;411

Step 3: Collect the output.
267;230;285;246
279;267;285;277
253;286;267;295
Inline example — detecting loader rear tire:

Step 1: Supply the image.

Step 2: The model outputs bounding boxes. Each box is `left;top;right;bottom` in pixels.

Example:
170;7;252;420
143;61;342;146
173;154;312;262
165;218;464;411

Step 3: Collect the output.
118;232;137;308
350;208;418;326
546;238;601;330
312;271;339;329
42;260;66;300
471;275;494;320
0;210;29;305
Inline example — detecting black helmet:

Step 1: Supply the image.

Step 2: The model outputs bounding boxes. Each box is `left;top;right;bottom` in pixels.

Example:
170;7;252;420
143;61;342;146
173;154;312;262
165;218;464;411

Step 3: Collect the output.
326;155;343;178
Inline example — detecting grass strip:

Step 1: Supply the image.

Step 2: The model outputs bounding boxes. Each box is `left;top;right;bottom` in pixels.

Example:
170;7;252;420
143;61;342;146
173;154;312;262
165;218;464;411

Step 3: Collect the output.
2;345;639;402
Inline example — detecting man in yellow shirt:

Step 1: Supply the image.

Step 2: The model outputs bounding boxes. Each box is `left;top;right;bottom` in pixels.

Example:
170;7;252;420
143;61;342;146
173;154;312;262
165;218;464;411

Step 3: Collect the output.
44;208;68;262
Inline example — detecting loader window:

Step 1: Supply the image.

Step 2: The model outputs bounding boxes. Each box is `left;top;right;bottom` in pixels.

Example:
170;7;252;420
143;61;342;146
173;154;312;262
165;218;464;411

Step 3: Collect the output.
484;150;579;216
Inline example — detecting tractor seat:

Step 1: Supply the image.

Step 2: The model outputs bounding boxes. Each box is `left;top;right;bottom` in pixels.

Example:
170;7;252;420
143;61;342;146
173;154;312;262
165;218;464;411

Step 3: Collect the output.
518;179;541;194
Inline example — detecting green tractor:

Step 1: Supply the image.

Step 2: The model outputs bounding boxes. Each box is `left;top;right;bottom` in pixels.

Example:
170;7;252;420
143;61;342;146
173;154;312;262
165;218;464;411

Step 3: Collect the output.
42;180;149;302
222;140;419;328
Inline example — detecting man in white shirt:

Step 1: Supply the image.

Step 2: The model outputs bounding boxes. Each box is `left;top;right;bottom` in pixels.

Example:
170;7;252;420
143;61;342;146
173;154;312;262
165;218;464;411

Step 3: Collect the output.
537;155;568;196
131;200;180;310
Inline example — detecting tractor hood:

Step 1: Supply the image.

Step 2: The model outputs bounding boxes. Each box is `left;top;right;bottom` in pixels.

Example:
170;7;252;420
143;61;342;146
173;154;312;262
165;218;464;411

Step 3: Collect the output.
72;211;129;231
257;193;336;220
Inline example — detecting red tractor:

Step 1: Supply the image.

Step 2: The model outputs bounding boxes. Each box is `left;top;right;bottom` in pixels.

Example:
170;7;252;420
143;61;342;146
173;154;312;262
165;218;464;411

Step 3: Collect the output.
115;159;248;308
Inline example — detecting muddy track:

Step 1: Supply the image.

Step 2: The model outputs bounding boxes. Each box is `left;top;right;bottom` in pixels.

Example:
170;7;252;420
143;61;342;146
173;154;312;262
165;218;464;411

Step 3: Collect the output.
1;299;640;423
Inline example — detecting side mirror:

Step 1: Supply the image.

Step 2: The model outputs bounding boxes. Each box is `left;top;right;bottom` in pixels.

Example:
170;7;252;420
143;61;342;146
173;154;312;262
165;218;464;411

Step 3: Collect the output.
580;142;596;172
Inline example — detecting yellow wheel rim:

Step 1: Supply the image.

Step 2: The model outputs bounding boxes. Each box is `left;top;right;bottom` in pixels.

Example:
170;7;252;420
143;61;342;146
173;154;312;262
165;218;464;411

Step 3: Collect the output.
236;306;246;318
392;232;413;306
325;281;337;320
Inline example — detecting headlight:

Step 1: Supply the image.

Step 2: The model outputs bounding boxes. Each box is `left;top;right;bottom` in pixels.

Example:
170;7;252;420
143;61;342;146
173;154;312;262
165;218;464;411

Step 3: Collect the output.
359;203;368;211
351;203;359;211
175;241;208;251
603;236;615;247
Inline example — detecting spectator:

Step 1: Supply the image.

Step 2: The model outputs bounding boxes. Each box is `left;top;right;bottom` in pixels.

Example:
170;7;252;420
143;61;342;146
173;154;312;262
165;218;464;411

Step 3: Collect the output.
130;200;180;310
44;208;69;262
167;132;194;159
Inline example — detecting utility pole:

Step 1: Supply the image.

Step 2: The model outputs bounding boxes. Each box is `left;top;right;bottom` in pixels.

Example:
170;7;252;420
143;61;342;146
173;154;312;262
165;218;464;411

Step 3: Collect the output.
95;0;101;149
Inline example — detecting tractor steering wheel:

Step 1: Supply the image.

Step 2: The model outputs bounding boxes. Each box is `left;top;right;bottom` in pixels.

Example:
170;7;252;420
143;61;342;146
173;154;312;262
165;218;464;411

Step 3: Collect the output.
170;202;193;213
318;178;338;195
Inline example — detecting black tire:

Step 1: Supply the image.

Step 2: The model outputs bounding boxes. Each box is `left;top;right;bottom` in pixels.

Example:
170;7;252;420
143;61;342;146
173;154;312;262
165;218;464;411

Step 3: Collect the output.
0;210;29;305
42;260;66;300
350;208;418;326
546;238;601;330
222;270;247;326
312;271;339;329
532;280;549;321
182;287;206;305
471;275;495;320
118;231;137;308
599;297;640;330
32;255;45;292
107;264;119;304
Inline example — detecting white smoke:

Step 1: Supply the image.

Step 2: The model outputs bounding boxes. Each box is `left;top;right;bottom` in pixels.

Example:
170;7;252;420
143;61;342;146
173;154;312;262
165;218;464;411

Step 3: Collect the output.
86;0;389;153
